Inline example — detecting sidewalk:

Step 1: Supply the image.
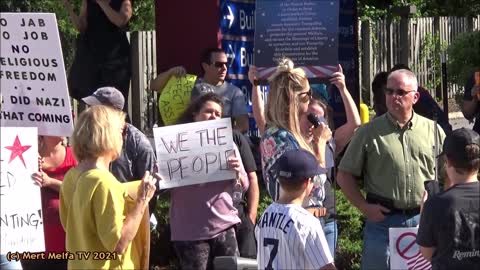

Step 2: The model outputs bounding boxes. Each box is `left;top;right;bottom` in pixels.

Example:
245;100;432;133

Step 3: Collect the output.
449;111;473;129
448;111;464;120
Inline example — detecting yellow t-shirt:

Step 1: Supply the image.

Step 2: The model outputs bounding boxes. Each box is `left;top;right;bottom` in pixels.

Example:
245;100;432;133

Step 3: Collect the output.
60;168;138;269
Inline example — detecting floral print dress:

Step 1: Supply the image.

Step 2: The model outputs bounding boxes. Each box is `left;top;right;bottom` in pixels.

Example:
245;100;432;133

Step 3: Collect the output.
260;126;326;206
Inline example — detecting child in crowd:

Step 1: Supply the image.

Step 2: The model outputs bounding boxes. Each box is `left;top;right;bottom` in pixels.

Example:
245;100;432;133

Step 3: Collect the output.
256;149;336;270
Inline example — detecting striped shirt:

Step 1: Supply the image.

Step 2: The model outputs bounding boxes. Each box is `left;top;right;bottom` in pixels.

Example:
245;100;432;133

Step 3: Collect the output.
255;203;333;269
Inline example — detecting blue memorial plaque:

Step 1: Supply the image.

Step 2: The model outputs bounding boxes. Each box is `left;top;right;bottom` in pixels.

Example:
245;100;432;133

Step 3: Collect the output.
254;0;339;80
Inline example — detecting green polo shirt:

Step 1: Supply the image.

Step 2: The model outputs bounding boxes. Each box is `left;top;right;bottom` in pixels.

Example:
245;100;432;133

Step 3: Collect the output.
338;112;446;209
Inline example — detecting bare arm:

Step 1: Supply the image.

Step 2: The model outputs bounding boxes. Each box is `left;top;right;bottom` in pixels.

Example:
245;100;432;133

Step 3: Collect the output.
31;172;62;192
330;64;361;156
419;246;435;262
249;66;266;135
336;170;390;222
64;0;88;32
115;172;156;254
96;0;132;28
246;171;259;224
336;170;367;210
150;66;186;93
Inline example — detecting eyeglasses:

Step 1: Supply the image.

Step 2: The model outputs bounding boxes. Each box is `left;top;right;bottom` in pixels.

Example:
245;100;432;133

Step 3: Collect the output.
297;88;312;103
212;61;228;68
384;88;416;96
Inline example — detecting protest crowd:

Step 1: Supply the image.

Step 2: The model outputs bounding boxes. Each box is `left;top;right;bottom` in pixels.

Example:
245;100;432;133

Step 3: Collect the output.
0;1;479;270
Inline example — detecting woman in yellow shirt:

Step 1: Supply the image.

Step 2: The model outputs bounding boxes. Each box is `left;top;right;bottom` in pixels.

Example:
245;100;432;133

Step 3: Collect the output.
60;105;157;269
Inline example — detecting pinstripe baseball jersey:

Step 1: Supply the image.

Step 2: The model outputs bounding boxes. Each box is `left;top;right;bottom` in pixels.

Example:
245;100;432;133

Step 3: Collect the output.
255;202;333;270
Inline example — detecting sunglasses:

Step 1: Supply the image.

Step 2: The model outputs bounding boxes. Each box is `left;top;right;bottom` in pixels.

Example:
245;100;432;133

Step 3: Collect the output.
384;88;416;96
297;88;312;103
212;61;228;68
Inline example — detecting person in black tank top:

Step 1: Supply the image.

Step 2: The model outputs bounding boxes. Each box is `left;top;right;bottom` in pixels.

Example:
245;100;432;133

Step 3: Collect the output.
64;0;132;112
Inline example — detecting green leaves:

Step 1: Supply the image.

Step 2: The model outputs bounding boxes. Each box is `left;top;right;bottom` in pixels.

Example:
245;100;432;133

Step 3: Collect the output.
0;0;156;69
447;31;480;87
359;0;480;20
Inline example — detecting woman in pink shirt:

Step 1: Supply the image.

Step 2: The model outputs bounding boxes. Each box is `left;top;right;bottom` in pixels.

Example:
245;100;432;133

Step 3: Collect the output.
169;93;249;270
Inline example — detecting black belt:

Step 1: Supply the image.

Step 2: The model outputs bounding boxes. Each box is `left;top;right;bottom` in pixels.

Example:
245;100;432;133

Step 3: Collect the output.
366;193;420;216
387;207;420;216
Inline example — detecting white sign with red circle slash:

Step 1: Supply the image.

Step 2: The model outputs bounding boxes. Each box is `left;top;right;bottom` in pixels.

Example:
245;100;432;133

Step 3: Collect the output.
389;228;432;270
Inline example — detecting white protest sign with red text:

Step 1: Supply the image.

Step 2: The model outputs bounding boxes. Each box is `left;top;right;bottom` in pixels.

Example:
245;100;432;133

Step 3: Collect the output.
0;13;73;137
0;127;44;254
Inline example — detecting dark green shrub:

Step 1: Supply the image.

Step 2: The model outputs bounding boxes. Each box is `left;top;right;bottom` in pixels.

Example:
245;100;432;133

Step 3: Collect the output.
447;31;480;86
335;190;364;270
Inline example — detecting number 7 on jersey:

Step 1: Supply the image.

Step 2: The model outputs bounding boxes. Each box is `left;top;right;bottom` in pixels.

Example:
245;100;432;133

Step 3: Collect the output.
263;238;279;270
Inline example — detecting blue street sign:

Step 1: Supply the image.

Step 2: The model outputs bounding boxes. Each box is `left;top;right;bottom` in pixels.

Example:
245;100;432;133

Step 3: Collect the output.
220;1;256;37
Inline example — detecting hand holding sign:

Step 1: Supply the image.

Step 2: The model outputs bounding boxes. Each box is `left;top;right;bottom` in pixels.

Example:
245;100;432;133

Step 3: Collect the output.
153;118;235;189
168;66;187;77
158;74;197;125
226;150;241;174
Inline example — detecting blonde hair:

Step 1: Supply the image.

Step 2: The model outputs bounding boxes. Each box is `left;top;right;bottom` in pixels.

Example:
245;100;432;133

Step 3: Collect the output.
266;58;312;153
72;105;126;162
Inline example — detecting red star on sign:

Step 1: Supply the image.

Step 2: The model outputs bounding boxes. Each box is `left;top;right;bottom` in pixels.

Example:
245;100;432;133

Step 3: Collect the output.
4;135;32;168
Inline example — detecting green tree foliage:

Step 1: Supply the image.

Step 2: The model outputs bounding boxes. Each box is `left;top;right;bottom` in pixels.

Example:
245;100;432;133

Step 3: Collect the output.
0;0;155;69
359;0;480;20
447;31;480;86
335;190;364;270
414;33;448;91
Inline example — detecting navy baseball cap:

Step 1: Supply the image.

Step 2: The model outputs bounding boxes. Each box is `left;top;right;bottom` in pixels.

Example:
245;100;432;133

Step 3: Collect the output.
273;149;324;181
82;87;125;111
439;128;480;162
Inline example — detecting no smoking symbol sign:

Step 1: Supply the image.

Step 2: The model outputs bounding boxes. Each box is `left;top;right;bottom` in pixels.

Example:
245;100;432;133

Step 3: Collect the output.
395;232;420;259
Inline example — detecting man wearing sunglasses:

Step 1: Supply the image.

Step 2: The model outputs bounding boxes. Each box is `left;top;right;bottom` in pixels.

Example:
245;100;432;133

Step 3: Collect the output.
337;69;446;270
190;48;250;134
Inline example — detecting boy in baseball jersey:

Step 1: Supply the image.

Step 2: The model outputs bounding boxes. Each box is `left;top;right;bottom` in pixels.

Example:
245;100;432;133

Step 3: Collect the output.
256;149;336;270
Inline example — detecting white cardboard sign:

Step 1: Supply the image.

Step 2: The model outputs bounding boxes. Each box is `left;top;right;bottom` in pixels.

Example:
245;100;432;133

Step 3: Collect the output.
0;13;74;137
0;127;44;254
153;118;235;189
389;227;432;270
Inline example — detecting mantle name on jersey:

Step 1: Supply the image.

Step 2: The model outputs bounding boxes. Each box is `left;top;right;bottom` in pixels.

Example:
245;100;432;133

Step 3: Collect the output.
258;211;294;234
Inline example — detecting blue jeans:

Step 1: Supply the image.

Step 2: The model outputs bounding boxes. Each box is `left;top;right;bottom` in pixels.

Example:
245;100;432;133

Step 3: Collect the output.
361;213;420;270
320;219;338;259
